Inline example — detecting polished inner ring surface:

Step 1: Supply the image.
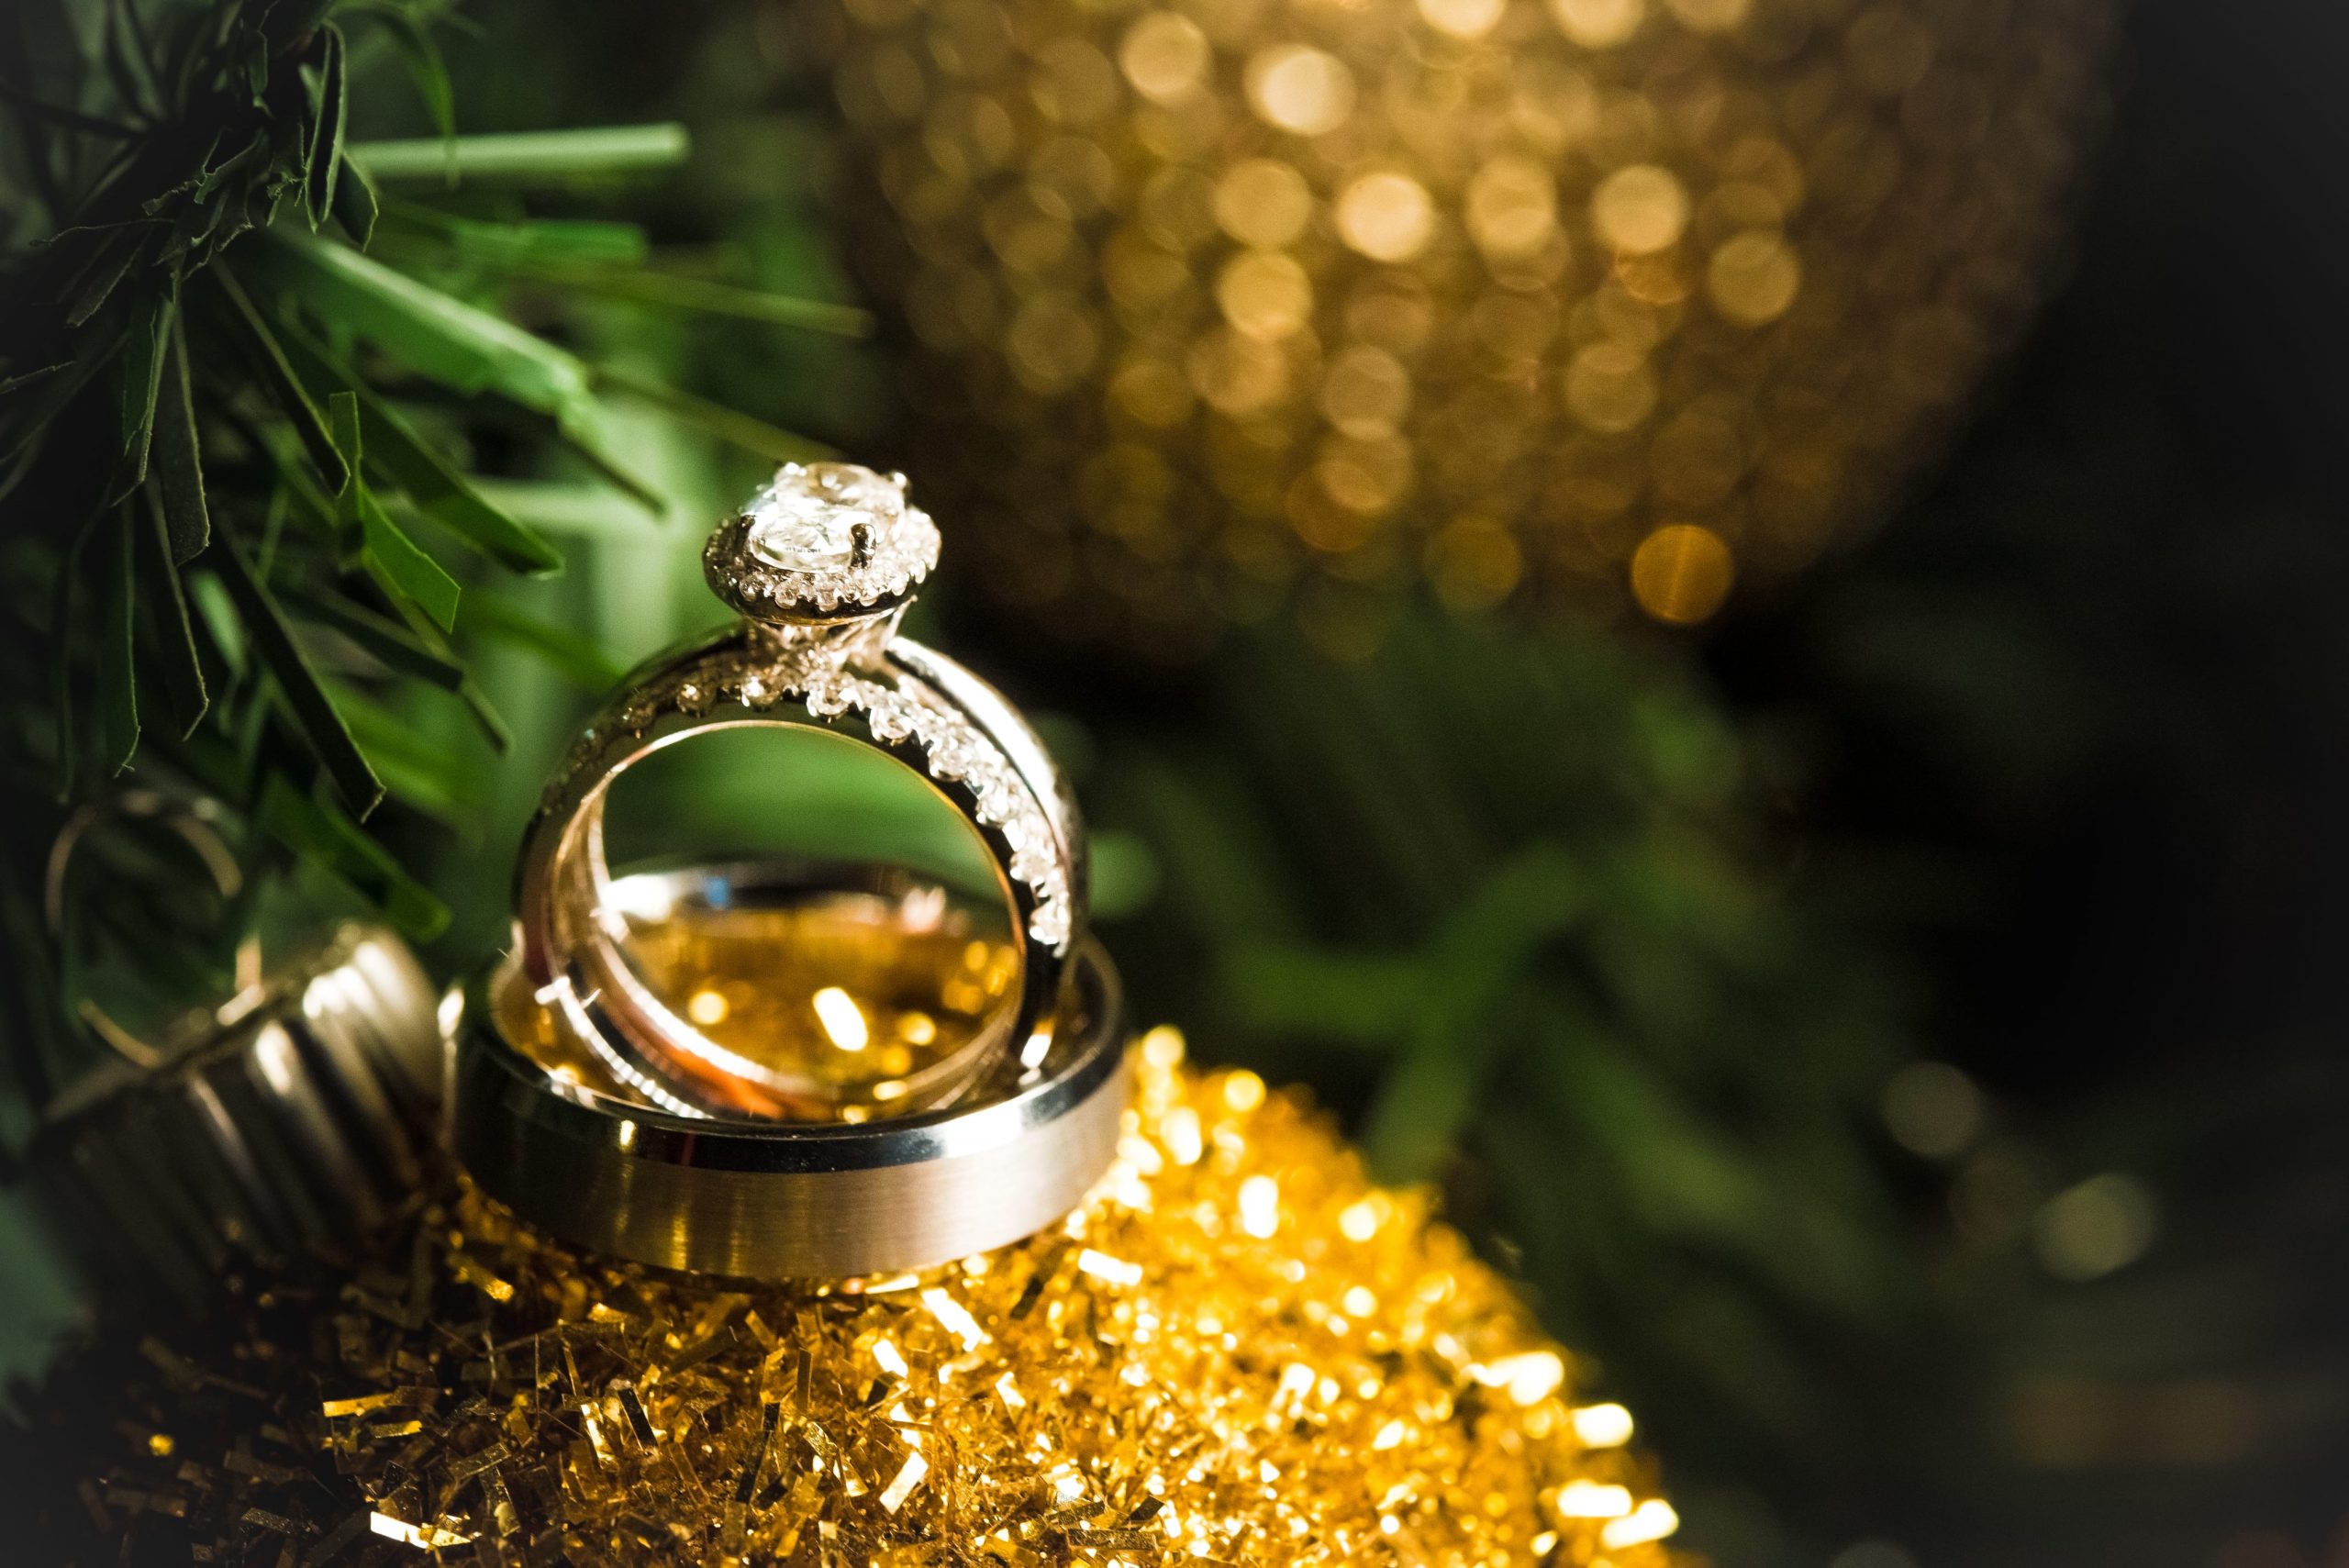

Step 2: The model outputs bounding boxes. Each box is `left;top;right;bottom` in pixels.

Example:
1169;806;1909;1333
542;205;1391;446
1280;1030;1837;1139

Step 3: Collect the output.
452;936;1129;1279
545;728;1029;1120
531;857;1022;1115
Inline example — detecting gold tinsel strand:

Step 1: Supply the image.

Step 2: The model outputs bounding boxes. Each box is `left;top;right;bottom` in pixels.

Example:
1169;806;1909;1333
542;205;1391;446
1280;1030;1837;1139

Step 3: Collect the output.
54;1031;1679;1565
810;0;2117;648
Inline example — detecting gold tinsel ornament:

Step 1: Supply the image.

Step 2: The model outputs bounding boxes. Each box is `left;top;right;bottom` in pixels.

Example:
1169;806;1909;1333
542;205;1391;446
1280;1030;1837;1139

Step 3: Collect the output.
40;1033;1681;1566
815;0;2115;648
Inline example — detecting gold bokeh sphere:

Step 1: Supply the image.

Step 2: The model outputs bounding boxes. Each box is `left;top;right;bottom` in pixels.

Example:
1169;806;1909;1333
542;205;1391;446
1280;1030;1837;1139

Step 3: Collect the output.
815;0;2116;651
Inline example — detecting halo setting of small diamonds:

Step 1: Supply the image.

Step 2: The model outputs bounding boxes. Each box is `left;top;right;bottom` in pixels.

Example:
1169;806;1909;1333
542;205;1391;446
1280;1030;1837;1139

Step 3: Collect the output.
705;462;941;624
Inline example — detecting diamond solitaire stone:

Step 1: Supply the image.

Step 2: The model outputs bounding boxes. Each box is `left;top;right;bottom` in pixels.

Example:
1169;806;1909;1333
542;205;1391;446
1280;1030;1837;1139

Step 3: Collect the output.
743;463;902;572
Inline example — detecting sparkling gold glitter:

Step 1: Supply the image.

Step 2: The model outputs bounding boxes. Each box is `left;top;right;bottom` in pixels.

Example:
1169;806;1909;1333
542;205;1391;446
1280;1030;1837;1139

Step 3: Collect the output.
43;1037;1680;1565
1572;1400;1637;1448
817;0;2116;643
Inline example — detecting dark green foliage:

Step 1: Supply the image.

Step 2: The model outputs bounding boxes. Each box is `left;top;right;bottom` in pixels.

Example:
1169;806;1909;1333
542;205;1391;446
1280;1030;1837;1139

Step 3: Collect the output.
136;489;207;732
206;514;382;817
151;306;210;561
299;21;344;228
1098;613;1921;1473
0;0;852;1114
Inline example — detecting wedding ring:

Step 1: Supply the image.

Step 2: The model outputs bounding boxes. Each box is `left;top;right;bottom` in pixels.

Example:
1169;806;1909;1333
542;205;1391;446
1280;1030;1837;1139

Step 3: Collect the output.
513;463;1084;1120
452;861;1128;1278
477;470;1122;1273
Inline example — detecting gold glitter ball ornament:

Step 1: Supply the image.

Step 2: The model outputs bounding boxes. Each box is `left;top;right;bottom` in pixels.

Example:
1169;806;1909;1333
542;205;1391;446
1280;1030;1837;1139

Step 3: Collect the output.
40;1033;1682;1566
815;0;2117;648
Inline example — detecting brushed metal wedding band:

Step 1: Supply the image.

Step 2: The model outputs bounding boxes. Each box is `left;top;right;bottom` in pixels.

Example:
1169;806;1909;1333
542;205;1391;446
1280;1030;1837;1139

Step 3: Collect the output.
450;935;1128;1278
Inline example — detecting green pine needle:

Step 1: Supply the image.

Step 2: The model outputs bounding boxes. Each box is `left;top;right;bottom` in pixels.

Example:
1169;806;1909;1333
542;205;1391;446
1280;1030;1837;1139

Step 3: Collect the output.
0;0;818;1103
346;123;691;183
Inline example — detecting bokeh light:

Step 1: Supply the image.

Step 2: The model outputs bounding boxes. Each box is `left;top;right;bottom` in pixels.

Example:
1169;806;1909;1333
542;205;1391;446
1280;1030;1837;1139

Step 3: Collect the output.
817;0;2115;649
2032;1172;2159;1282
1880;1060;1984;1160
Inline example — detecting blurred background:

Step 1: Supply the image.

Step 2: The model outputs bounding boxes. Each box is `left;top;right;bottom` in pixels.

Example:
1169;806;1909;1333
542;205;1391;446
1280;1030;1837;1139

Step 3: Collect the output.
6;0;2349;1563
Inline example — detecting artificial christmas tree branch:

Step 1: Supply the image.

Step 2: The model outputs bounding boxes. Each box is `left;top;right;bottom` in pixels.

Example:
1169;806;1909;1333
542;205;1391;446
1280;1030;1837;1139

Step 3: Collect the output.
0;0;862;1122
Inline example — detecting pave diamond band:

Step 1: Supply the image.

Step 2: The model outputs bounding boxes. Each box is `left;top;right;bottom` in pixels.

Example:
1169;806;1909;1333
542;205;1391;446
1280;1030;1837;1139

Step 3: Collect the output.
512;465;1084;1121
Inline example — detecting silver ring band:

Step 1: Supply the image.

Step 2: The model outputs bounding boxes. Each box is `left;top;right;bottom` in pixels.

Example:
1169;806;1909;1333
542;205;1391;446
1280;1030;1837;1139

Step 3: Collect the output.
451;935;1127;1277
511;466;1085;1120
514;624;1084;1118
